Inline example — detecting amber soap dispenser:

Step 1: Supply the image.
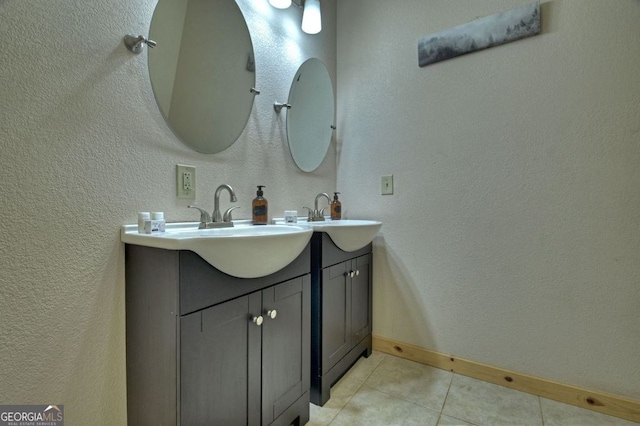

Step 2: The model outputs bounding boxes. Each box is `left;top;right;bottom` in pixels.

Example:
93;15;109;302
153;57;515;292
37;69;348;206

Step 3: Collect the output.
252;185;268;225
331;192;342;220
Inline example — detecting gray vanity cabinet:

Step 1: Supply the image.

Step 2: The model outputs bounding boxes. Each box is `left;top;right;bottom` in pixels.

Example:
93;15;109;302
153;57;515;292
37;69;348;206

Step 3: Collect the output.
310;233;372;406
125;244;311;426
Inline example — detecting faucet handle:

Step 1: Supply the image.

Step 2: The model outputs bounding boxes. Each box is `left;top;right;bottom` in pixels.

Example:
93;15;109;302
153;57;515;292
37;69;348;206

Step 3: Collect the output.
188;205;211;228
223;206;240;222
302;207;313;221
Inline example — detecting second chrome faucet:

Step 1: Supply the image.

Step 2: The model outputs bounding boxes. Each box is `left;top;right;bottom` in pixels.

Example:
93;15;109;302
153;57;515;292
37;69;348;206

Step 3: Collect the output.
304;192;331;222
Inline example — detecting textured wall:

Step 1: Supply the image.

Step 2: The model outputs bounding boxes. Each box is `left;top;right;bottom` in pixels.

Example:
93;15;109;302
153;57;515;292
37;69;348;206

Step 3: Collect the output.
337;0;640;399
0;0;336;424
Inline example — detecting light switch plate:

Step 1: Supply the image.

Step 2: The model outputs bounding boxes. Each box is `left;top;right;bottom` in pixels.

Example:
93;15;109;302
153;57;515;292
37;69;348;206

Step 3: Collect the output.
381;175;394;195
176;164;196;198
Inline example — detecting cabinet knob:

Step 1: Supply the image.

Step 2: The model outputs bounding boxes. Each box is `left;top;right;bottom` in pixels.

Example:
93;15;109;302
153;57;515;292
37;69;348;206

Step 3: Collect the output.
267;309;277;319
356;270;360;276
252;315;264;326
350;271;355;278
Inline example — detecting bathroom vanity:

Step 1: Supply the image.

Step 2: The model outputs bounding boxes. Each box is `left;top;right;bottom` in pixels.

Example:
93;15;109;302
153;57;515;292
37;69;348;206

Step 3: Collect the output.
124;244;311;426
309;232;373;406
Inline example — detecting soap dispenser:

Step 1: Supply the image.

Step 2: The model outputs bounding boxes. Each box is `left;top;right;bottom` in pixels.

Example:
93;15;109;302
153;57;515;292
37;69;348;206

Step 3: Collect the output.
252;185;268;225
331;192;342;220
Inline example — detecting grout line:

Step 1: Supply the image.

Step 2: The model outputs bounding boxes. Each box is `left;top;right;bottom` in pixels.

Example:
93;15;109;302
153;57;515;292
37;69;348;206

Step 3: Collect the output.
437;372;455;425
326;355;385;425
441;371;455;410
326;383;364;424
360;353;454;419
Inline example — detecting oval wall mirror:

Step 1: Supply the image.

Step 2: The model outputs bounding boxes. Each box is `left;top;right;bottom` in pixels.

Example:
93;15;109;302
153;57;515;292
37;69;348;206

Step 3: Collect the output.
148;0;256;154
287;58;335;172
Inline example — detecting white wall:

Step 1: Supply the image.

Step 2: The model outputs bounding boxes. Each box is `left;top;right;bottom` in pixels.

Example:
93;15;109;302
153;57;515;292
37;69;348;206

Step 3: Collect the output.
337;0;640;400
0;0;336;424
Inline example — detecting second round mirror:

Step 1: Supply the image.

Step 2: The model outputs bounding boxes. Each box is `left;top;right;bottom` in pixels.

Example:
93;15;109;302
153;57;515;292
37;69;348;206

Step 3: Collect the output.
286;58;335;172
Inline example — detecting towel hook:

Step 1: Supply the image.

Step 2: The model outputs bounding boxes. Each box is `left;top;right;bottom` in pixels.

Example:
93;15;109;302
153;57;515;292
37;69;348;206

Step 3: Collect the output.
274;102;292;113
124;34;157;54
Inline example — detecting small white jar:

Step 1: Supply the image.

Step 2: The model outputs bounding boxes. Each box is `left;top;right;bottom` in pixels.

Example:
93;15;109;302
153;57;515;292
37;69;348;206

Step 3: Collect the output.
284;210;298;224
138;212;150;233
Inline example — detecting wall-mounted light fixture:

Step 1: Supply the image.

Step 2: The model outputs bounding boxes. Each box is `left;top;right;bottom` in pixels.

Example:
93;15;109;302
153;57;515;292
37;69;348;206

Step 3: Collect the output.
301;0;321;34
268;0;322;35
268;0;292;9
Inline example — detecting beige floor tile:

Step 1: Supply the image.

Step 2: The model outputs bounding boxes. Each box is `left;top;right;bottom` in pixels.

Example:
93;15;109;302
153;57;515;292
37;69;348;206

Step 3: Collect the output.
309;352;385;424
327;372;364;407
330;385;441;426
364;353;453;412
338;350;386;385
442;374;542;426
437;413;478;425
309;371;365;425
540;398;640;426
308;403;337;426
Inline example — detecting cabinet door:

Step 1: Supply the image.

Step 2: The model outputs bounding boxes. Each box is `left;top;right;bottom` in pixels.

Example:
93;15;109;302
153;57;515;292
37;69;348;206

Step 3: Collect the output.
321;262;351;374
180;292;262;426
350;255;372;345
261;275;310;425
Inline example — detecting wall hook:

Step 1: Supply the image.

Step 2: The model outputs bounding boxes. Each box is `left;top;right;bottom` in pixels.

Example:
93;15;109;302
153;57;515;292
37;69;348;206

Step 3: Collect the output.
124;34;157;54
274;102;292;113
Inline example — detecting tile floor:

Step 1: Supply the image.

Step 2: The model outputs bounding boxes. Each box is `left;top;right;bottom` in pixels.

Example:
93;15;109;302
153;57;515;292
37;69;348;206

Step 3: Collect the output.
307;351;639;426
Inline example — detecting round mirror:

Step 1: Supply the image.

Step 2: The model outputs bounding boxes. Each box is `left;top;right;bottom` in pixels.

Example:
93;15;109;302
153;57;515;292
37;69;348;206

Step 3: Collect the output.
287;58;335;172
148;0;256;154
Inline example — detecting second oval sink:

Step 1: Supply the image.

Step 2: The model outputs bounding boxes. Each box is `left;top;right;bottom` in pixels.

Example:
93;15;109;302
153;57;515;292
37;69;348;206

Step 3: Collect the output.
309;219;382;252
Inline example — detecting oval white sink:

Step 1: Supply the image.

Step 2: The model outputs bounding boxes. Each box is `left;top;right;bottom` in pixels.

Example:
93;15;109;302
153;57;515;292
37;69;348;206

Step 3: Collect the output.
310;219;382;252
121;223;313;278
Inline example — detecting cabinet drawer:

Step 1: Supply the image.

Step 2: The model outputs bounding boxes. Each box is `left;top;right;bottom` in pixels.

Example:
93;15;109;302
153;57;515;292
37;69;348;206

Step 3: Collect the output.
179;245;310;315
314;232;371;268
355;253;371;269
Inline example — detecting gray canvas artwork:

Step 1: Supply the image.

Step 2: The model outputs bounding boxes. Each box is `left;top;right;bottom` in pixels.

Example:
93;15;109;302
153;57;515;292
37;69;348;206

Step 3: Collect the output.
418;1;541;67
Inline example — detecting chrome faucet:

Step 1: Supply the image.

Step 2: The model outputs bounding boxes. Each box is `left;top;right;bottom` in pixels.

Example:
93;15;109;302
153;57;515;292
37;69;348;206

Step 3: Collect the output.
304;193;331;222
188;183;238;229
213;184;238;223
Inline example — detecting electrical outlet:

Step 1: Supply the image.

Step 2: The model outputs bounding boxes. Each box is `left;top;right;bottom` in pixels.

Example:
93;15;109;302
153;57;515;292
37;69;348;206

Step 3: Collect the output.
176;165;196;198
183;171;192;190
381;175;394;195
